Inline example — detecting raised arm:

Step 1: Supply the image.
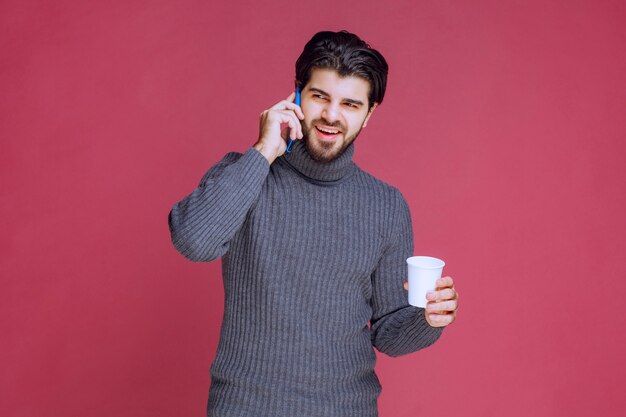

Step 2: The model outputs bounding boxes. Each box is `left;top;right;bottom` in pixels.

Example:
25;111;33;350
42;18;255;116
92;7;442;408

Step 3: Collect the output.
169;90;304;262
168;149;269;262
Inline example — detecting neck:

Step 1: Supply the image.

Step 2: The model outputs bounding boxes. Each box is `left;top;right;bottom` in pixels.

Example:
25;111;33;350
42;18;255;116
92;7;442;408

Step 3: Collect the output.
279;140;356;183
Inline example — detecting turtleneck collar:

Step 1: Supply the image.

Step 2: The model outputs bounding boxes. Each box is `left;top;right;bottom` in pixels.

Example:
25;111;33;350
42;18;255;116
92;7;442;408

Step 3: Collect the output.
278;139;356;183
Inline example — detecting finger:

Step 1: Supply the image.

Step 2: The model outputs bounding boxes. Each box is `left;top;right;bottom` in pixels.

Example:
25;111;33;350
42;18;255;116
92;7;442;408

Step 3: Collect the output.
283;118;297;140
426;299;458;313
272;99;305;120
280;121;294;141
403;281;408;291
428;288;456;301
289;93;306;119
271;99;295;111
427;313;455;327
272;110;302;140
436;276;454;289
273;109;301;129
288;110;303;138
278;110;303;139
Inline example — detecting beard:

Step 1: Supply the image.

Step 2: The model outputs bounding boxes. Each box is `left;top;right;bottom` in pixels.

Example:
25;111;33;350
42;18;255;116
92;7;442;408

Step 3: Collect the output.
302;118;364;163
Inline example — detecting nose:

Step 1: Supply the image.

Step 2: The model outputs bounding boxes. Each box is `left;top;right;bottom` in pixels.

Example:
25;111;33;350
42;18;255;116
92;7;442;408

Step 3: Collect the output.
321;101;341;123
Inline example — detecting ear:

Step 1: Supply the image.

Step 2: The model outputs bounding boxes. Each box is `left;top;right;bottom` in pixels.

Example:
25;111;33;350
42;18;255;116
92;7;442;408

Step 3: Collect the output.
362;103;378;128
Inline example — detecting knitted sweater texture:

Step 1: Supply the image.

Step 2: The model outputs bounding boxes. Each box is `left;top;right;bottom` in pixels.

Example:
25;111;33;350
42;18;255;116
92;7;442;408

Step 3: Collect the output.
168;140;443;417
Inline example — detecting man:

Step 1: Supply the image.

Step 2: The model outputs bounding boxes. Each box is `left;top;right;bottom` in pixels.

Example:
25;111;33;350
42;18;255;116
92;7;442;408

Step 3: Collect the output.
169;30;459;417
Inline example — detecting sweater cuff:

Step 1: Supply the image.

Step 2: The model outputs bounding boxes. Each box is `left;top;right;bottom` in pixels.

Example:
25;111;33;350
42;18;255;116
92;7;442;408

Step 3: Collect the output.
374;306;444;357
242;146;271;173
223;147;271;194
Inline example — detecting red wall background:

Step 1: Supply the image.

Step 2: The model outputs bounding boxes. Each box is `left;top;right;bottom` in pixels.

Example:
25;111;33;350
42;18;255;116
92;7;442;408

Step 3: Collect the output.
2;1;625;416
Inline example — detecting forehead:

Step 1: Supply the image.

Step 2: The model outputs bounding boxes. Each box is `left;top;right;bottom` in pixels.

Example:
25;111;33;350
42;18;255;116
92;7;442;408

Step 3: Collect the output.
306;68;370;102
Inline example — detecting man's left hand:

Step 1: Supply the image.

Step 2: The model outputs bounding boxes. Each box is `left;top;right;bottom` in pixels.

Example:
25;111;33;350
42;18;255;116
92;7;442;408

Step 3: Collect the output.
403;276;459;327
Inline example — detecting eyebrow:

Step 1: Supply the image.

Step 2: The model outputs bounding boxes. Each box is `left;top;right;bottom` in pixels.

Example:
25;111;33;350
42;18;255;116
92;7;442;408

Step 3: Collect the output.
308;88;365;107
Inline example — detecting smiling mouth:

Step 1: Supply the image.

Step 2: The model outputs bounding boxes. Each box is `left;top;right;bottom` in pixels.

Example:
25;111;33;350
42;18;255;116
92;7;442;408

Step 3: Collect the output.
315;126;341;140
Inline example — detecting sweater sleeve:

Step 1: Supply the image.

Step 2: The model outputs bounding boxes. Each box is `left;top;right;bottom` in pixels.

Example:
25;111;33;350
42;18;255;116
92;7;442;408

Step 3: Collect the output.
168;148;270;262
369;190;443;357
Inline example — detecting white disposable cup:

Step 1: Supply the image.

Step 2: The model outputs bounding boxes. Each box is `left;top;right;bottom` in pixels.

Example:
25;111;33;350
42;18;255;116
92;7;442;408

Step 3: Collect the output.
406;256;445;308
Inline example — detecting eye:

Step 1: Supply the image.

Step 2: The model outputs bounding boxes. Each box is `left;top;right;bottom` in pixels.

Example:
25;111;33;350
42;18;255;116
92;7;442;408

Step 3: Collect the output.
344;102;358;108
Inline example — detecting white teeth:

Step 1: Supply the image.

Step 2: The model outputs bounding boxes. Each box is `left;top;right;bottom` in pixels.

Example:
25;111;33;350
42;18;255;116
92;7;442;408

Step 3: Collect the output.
317;127;339;134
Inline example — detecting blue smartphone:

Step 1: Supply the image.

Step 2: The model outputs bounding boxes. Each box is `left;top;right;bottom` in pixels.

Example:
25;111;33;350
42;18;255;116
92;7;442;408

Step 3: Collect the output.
285;86;301;154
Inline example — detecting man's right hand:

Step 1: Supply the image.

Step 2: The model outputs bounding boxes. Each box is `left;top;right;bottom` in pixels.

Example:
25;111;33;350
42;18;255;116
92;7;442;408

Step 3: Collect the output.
253;92;305;164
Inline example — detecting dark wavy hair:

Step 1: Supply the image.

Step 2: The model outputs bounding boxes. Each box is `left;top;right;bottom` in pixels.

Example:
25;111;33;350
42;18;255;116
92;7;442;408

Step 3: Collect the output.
295;31;389;111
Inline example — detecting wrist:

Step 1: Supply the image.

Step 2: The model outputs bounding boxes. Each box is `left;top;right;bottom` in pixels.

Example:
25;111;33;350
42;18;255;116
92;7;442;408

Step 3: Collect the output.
253;142;277;164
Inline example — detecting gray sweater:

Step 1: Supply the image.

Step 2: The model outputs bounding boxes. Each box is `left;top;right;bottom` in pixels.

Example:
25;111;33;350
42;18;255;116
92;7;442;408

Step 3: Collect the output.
168;140;443;417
